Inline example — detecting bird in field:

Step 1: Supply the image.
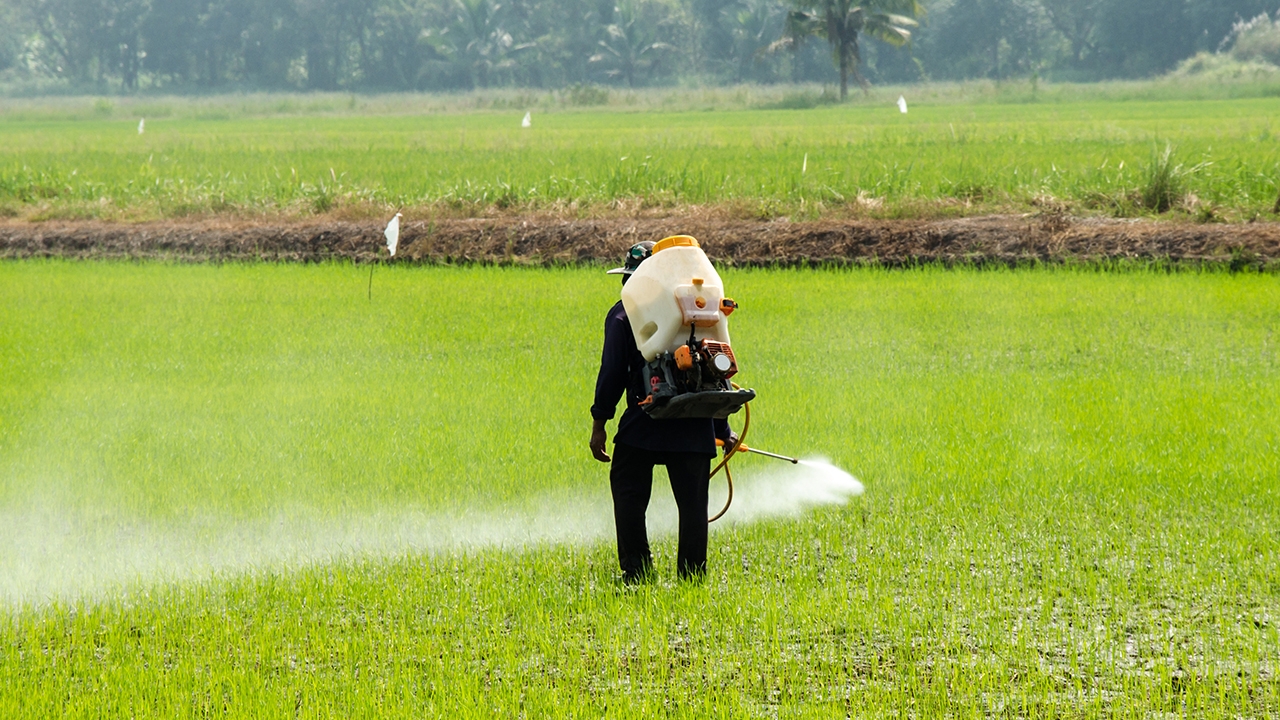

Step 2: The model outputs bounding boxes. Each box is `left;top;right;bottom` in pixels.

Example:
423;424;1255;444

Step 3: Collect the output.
522;111;532;128
384;212;401;257
897;96;908;114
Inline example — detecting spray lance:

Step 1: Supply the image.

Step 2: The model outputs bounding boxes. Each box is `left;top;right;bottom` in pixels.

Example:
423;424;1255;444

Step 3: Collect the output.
719;438;798;465
621;235;799;523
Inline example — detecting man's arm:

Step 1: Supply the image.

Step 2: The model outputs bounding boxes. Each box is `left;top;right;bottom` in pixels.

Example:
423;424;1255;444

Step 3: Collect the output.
589;309;631;463
590;418;611;463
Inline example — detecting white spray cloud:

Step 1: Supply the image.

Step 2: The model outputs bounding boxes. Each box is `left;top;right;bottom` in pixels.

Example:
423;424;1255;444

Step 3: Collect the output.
717;457;864;523
0;460;862;606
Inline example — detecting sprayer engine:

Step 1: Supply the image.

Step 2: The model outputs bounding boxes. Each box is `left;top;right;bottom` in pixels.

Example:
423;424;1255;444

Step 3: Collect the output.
641;331;754;419
622;235;756;420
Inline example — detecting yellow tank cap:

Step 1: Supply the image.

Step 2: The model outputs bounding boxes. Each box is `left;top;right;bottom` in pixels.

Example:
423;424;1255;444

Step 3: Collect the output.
652;235;700;253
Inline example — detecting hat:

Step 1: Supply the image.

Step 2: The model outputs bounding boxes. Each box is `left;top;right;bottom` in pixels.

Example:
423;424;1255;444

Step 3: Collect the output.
606;241;655;275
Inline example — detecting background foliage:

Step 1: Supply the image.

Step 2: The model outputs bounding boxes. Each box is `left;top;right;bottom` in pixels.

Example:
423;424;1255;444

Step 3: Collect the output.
2;0;1279;93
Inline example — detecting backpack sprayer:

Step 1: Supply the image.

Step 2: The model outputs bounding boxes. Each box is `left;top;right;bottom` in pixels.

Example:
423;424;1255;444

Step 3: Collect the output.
620;235;798;522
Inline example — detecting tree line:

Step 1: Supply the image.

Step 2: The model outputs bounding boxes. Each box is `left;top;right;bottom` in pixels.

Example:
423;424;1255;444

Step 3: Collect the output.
1;0;1276;94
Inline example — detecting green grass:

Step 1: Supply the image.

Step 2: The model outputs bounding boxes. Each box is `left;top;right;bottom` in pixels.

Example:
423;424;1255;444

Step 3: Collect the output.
1;261;1278;716
2;87;1279;220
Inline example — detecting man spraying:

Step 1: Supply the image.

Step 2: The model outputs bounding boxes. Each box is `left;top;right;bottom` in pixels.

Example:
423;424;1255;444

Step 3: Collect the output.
590;240;740;583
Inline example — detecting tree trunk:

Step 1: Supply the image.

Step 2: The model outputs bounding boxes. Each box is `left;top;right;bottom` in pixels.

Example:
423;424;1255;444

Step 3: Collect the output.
123;43;137;90
838;48;848;100
851;35;869;96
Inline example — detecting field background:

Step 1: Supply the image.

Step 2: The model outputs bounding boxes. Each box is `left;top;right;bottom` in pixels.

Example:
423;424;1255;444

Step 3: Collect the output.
1;261;1278;715
2;82;1280;222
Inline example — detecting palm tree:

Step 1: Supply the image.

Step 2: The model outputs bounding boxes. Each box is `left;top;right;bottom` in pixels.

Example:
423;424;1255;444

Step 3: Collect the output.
723;0;785;83
773;0;921;100
590;0;673;88
425;0;534;89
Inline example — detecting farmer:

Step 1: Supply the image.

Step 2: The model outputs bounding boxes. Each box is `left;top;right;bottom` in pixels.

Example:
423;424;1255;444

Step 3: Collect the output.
590;241;737;583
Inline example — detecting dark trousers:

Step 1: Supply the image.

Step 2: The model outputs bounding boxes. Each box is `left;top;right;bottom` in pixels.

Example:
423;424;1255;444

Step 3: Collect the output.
610;442;711;580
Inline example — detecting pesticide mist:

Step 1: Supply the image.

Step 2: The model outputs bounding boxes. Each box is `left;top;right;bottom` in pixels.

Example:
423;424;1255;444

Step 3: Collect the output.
0;460;862;606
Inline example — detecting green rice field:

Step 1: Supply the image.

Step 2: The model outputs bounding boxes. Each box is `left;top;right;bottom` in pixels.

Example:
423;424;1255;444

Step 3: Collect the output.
2;89;1279;220
1;261;1277;716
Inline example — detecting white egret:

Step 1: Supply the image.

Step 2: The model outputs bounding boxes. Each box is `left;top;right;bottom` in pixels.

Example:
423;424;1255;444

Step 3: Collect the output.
522;111;532;128
138;118;145;134
369;211;403;300
384;212;401;257
897;96;908;114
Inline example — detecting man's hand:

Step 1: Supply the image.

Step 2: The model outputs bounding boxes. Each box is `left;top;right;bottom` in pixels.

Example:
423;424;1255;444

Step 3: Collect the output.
723;431;740;455
590;419;611;463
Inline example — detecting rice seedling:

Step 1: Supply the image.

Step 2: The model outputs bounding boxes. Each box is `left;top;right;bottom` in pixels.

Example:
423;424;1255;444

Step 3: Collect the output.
0;261;1276;716
1;94;1277;220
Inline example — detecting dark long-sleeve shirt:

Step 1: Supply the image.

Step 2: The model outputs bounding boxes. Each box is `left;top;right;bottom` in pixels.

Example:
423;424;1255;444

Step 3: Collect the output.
592;300;730;455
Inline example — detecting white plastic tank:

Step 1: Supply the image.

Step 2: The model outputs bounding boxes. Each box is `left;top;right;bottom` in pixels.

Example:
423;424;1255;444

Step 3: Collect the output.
621;236;732;361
